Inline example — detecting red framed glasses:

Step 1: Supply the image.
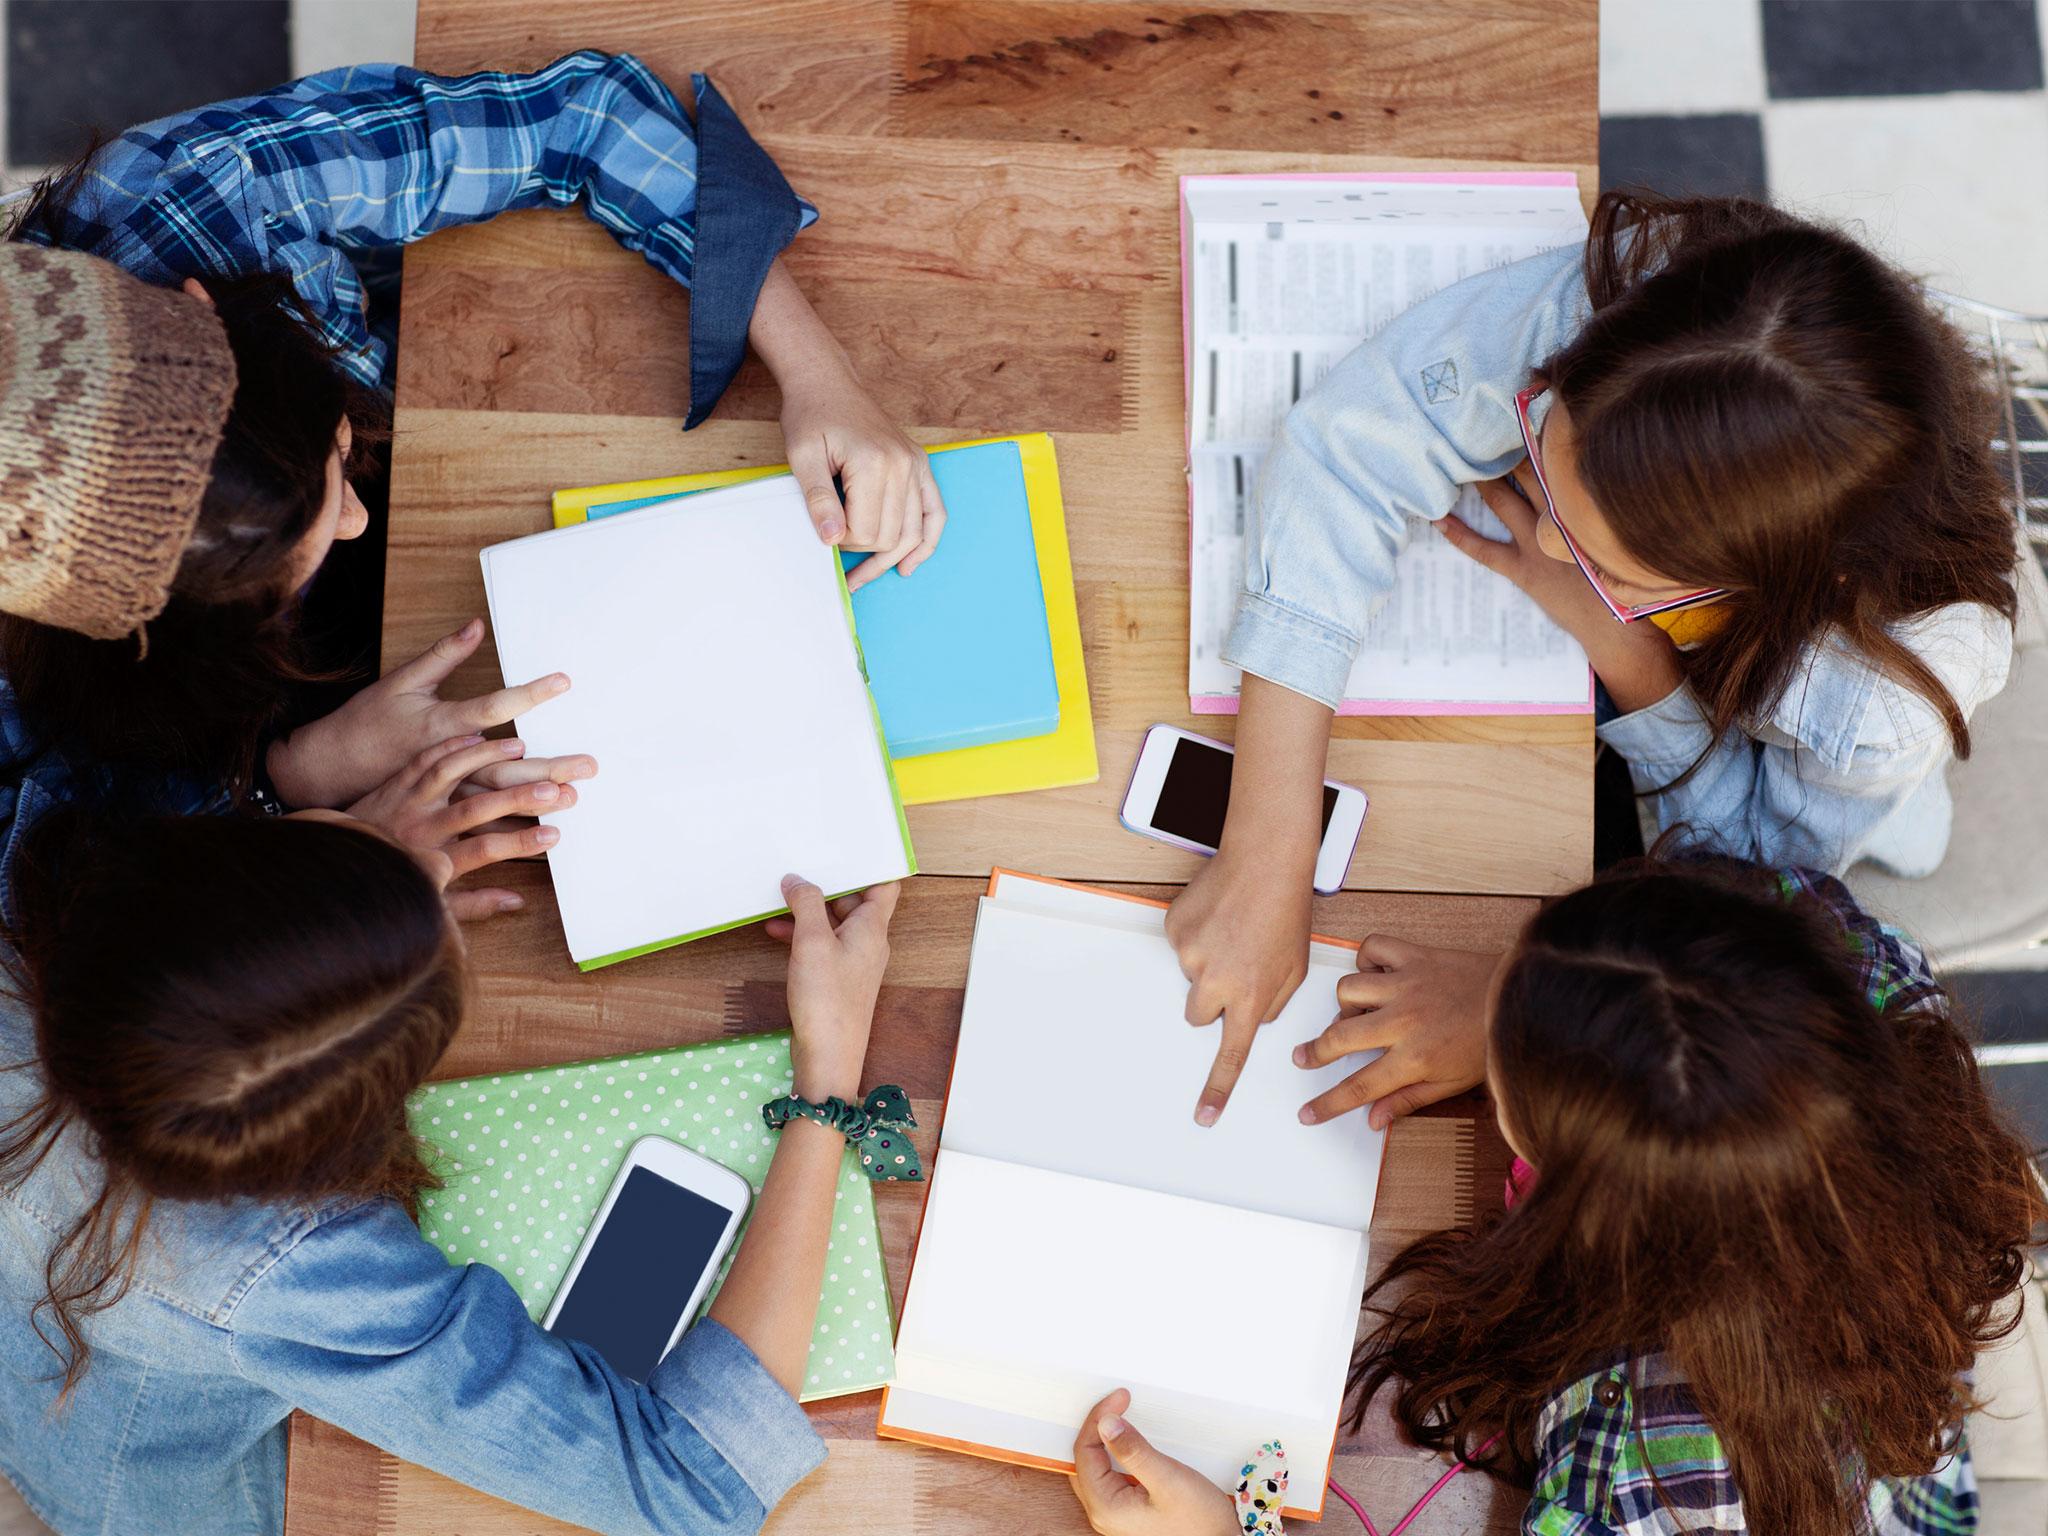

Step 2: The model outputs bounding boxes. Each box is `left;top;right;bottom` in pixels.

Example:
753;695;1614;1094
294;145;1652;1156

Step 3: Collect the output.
1513;386;1727;625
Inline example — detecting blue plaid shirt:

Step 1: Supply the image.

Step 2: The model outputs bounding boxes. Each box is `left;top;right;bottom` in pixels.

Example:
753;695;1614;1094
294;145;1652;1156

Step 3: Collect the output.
29;50;814;422
1525;870;1972;1536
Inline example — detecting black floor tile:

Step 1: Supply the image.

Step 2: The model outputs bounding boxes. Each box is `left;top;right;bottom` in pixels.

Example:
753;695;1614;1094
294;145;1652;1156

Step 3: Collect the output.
1948;969;2048;1046
1763;0;2046;99
1983;1062;2048;1156
9;0;288;167
1600;114;1769;200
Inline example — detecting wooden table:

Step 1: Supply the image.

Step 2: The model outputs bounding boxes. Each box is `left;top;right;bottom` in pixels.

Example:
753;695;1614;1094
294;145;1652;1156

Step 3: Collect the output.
285;2;1598;1531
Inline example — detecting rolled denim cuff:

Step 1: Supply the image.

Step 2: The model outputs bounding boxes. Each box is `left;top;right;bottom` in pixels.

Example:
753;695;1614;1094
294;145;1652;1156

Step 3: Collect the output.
684;75;806;429
1595;679;1717;772
647;1319;825;1513
1222;592;1359;709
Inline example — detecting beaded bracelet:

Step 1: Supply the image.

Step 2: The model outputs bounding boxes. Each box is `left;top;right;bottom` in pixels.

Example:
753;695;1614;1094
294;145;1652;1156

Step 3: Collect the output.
762;1085;924;1182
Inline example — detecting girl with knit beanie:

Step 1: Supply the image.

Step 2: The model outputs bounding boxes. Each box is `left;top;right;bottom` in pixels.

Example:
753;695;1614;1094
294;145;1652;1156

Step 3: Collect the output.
0;53;943;914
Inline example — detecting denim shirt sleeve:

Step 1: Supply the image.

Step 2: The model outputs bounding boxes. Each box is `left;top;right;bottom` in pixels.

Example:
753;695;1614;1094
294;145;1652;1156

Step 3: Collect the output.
1225;240;1595;707
1598;604;2013;875
227;1200;824;1536
67;52;812;412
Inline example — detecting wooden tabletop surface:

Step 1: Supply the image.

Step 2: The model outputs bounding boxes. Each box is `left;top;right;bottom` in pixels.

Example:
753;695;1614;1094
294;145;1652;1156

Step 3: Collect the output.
286;1;1599;1531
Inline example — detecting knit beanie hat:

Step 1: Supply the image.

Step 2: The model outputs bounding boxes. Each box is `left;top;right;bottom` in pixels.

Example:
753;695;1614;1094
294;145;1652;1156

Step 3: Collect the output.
0;243;235;640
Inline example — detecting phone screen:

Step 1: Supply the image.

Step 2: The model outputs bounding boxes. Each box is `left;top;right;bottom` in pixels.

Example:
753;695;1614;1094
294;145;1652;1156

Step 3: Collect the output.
1153;735;1337;850
549;1166;732;1383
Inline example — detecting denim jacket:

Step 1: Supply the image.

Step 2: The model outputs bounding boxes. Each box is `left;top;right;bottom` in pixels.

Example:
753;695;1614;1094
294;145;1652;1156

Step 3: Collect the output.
1225;241;2014;877
0;992;823;1536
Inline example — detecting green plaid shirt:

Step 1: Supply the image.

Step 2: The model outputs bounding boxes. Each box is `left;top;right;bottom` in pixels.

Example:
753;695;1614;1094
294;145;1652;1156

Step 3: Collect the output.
1524;868;1972;1536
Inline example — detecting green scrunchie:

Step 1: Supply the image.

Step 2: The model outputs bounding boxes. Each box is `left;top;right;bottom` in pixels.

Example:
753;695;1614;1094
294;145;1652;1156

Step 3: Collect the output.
761;1085;924;1183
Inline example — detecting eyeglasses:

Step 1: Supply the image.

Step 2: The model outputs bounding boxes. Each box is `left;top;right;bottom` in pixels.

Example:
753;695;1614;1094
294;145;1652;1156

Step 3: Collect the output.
1513;386;1727;625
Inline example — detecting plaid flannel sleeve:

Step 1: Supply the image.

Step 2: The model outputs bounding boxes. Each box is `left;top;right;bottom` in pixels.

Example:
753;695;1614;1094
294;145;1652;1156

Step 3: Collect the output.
62;52;813;411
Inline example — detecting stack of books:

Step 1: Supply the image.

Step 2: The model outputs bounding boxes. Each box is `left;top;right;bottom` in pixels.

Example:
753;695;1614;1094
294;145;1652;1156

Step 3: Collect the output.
552;434;1097;805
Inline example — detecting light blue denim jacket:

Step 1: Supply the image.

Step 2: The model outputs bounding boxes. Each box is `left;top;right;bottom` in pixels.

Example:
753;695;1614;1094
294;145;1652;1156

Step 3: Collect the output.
1225;242;2014;877
0;994;824;1536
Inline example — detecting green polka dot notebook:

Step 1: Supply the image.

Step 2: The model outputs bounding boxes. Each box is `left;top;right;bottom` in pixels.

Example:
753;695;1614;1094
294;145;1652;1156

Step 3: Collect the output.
408;1031;895;1402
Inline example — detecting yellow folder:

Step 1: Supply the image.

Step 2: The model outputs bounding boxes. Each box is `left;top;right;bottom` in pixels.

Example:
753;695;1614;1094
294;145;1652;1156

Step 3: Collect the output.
551;434;1097;806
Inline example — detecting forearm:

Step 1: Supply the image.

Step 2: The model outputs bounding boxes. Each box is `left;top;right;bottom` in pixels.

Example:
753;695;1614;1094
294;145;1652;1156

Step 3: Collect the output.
707;1115;846;1395
1222;674;1336;876
748;258;852;389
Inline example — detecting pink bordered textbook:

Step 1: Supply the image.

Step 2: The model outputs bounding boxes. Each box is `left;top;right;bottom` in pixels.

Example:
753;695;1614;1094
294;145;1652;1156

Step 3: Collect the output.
1179;171;1596;717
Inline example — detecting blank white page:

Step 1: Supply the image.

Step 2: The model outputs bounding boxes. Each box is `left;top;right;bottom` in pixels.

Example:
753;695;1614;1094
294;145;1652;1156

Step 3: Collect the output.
886;1149;1367;1506
480;478;911;965
943;896;1386;1231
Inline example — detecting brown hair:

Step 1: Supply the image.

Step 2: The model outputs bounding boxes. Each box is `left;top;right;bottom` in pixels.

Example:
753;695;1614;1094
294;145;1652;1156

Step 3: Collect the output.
0;810;466;1395
1549;192;2017;758
0;140;389;791
1348;858;2043;1536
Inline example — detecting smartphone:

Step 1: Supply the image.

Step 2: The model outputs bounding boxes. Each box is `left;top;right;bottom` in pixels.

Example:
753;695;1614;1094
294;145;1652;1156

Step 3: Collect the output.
1120;724;1367;896
541;1136;751;1383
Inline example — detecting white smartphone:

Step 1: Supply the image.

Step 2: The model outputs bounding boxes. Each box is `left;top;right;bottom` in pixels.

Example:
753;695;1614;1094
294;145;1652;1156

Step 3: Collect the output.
541;1135;752;1383
1120;724;1368;896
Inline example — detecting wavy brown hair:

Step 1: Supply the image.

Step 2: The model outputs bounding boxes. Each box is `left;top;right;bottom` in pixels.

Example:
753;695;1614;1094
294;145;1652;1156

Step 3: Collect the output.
1547;192;2017;759
0;810;466;1397
1349;858;2043;1536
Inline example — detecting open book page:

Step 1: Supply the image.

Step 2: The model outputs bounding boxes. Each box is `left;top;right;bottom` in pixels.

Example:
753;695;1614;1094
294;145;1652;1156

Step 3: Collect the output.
480;478;911;964
886;1149;1368;1508
942;895;1385;1233
1183;175;1591;710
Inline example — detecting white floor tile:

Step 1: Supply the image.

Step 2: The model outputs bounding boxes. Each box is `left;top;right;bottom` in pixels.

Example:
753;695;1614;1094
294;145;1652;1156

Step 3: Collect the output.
1600;0;1767;116
290;0;418;77
1763;92;2048;314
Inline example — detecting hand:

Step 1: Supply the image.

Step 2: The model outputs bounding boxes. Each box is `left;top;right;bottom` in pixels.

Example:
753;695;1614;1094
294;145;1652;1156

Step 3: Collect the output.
765;875;899;1102
1443;465;1684;711
780;363;946;591
1441;463;1617;638
748;255;946;592
1295;936;1504;1129
342;735;581;921
267;619;573;808
1070;1389;1238;1536
1165;848;1312;1127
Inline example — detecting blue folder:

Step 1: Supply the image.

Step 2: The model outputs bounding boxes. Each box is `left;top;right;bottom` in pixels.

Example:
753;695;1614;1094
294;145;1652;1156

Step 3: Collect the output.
581;439;1060;759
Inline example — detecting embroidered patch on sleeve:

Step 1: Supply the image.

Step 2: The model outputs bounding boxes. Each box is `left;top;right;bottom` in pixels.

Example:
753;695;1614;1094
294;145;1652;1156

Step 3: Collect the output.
1421;358;1460;403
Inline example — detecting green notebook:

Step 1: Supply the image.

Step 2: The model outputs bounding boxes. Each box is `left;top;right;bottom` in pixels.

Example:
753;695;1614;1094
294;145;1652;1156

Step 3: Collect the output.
410;1031;895;1402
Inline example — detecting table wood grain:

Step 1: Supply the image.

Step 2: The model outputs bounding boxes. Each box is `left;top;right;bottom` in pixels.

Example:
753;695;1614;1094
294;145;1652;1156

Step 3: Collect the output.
286;1;1599;1530
377;0;1601;900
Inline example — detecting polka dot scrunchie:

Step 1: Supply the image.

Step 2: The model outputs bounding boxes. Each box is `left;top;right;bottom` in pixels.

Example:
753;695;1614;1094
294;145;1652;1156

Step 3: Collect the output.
761;1085;924;1182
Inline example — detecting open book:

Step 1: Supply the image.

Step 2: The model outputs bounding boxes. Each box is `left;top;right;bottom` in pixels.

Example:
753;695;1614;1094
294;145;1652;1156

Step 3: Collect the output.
878;871;1385;1518
1181;172;1595;715
480;477;914;969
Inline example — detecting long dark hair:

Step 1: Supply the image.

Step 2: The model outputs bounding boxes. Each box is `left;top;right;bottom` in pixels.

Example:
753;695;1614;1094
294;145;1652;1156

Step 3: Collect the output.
1548;192;2017;758
0;141;388;790
0;810;465;1396
1348;858;2042;1536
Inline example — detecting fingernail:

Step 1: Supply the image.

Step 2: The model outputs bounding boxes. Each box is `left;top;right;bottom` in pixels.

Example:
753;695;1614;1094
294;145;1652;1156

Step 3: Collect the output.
532;783;559;802
548;674;570;693
461;734;485;746
821;520;843;543
781;873;800;891
1098;1415;1127;1441
1292;1043;1309;1067
1194;1103;1219;1128
1298;1105;1319;1126
463;618;483;638
535;827;560;846
498;894;523;911
498;739;524;755
567;758;597;779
